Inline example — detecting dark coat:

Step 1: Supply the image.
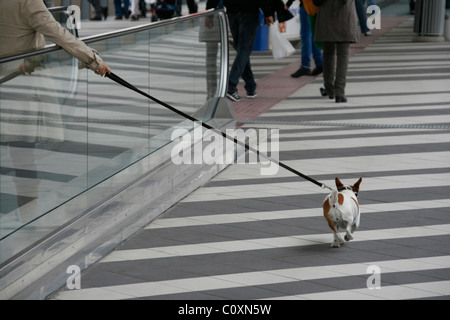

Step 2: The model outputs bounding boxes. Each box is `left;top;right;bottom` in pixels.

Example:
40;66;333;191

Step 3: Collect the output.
314;0;360;43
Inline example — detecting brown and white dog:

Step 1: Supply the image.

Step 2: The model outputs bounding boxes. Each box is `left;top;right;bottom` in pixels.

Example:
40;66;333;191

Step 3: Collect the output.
323;177;362;248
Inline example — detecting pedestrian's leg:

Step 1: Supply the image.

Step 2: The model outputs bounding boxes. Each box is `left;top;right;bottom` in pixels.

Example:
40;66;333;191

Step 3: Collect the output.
187;0;198;14
355;0;370;34
227;12;259;95
139;0;146;17
90;0;103;19
239;12;259;95
130;0;140;20
114;0;123;18
227;13;240;94
300;6;312;69
175;0;182;16
311;37;323;69
122;0;131;17
322;41;336;98
335;42;350;100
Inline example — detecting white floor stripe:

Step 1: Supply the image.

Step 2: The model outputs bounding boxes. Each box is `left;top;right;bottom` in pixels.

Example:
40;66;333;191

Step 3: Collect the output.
182;173;450;202
100;224;450;263
278;128;445;139
350;53;450;62
262;104;450;118
53;256;450;300
266;281;450;300
146;199;450;230
276;133;450;152
210;151;450;182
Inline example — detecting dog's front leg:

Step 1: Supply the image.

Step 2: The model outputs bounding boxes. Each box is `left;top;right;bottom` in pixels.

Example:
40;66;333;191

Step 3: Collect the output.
332;232;345;248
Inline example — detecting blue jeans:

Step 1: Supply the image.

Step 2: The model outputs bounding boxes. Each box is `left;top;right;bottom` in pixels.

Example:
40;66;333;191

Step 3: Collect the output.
227;11;260;94
355;0;373;33
299;6;322;69
114;0;130;17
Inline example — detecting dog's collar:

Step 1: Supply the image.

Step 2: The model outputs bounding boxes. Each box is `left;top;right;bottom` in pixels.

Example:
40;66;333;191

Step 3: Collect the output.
338;186;358;197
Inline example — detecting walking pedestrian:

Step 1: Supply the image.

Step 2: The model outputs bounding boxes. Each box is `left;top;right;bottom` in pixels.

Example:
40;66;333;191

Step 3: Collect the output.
314;0;359;103
206;0;274;102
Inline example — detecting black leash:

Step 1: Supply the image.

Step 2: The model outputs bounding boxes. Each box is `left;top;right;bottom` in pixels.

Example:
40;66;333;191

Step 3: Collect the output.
105;72;333;191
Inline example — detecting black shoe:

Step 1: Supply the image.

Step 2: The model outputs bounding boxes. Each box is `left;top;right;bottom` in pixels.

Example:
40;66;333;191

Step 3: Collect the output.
320;87;334;99
290;66;312;78
227;91;241;102
90;16;102;21
246;91;257;99
335;96;347;103
311;66;323;75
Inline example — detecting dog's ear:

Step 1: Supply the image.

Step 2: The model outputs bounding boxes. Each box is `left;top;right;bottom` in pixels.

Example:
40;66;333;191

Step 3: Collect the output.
352;178;362;192
335;177;344;189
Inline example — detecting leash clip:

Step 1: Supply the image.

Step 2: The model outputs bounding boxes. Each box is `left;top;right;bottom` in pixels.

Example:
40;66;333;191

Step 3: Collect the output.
321;183;334;191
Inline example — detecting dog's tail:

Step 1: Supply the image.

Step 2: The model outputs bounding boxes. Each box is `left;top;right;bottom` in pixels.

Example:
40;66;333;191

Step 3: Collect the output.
329;190;339;208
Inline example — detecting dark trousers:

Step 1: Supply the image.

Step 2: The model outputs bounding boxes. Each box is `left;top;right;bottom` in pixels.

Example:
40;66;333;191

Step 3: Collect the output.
322;42;350;98
89;0;103;18
114;0;130;17
227;11;260;94
187;0;198;14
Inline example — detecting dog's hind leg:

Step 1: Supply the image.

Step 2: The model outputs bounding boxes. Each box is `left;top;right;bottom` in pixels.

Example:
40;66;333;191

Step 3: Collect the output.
348;211;360;239
344;229;353;241
324;198;344;248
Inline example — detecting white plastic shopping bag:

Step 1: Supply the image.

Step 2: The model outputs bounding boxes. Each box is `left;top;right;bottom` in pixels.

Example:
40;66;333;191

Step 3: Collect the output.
270;25;296;60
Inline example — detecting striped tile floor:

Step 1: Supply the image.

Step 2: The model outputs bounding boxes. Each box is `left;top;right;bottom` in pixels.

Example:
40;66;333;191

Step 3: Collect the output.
53;18;450;300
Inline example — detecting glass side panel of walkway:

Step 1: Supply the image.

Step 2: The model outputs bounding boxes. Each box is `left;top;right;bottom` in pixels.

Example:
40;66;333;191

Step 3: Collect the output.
0;9;228;266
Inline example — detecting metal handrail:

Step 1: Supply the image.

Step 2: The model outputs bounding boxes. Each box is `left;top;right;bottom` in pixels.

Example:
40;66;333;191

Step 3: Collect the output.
0;9;223;61
0;8;229;98
48;6;68;13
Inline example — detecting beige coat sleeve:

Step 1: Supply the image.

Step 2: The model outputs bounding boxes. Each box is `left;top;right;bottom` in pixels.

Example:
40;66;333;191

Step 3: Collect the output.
25;0;104;71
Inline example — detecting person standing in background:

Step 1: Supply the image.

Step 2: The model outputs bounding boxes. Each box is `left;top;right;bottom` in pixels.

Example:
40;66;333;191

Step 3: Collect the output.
314;0;359;103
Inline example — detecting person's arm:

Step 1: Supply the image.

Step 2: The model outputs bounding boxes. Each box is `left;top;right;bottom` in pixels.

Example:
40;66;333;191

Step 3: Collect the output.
25;0;110;76
261;0;275;25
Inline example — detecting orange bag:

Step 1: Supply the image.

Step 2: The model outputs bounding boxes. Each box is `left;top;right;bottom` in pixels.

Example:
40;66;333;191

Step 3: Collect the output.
302;0;318;16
